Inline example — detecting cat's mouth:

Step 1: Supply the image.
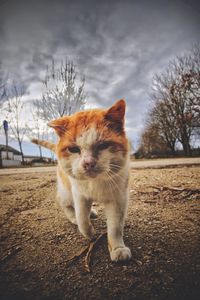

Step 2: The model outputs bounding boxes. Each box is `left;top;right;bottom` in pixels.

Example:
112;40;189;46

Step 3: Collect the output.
85;171;98;178
84;165;121;179
69;168;103;180
84;168;102;178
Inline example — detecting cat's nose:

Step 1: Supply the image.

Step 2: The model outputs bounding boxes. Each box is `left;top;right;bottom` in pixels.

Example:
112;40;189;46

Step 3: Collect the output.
83;157;97;171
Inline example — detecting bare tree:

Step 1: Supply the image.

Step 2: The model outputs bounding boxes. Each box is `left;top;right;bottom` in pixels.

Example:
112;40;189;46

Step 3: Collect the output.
176;46;200;135
150;45;200;156
149;101;178;154
29;104;57;161
34;59;86;121
5;84;28;164
29;105;46;159
138;122;170;157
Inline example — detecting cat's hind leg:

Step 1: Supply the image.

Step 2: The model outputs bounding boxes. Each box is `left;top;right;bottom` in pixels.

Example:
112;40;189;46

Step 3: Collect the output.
57;197;77;225
57;173;77;225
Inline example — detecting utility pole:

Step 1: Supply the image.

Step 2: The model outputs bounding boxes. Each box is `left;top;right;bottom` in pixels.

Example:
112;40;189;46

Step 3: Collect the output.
3;120;8;159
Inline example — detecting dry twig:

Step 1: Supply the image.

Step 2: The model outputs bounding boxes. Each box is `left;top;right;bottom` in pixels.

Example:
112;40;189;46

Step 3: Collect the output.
131;185;200;203
149;185;200;193
65;245;90;264
0;246;22;265
143;200;157;204
84;232;107;273
64;232;107;273
35;216;54;221
3;236;32;252
0;236;32;266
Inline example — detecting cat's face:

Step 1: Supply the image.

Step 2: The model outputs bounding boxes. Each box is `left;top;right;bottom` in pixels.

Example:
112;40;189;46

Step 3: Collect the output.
49;100;129;180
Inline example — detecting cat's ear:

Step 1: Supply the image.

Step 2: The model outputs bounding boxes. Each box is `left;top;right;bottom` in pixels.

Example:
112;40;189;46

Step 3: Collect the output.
106;99;126;121
48;117;69;136
105;99;126;133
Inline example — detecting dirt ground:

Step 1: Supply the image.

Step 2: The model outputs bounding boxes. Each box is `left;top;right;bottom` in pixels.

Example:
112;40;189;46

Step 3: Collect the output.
0;165;200;300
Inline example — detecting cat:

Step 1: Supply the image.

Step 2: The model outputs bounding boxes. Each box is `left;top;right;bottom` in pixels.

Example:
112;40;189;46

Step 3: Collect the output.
32;99;131;262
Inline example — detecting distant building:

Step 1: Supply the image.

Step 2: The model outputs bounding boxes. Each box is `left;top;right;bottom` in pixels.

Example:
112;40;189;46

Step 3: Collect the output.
23;155;52;164
0;144;22;167
0;145;55;168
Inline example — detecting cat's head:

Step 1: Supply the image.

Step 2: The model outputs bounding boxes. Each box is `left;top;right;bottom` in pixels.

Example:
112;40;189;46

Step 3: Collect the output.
48;99;129;180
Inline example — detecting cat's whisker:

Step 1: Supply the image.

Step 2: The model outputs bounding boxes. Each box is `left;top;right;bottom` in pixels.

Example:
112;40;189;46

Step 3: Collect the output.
108;167;125;175
109;164;122;172
109;167;121;173
104;171;114;189
105;171;123;195
109;168;121;173
105;172;116;194
104;173;113;193
107;171;127;192
109;163;121;168
108;169;126;181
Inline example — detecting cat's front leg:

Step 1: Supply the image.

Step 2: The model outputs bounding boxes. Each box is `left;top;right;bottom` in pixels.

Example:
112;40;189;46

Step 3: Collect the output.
74;195;95;240
105;197;131;262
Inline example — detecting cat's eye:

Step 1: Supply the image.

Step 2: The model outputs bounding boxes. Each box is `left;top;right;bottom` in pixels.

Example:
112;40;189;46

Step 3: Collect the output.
97;142;110;151
68;146;80;154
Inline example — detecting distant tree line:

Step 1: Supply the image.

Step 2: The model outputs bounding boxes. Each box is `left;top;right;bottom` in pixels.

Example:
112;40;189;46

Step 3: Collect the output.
138;45;200;157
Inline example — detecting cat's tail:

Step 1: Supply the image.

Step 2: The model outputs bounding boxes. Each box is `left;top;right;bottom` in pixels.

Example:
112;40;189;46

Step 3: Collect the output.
31;138;56;152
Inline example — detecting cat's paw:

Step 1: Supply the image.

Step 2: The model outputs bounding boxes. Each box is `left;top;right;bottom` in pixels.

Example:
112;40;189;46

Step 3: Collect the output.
110;247;132;262
90;208;98;219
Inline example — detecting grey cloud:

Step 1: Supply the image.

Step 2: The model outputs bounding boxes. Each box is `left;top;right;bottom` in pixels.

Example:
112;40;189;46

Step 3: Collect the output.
0;0;200;149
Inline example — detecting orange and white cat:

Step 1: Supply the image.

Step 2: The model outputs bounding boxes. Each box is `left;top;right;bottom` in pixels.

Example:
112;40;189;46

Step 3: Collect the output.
32;99;131;262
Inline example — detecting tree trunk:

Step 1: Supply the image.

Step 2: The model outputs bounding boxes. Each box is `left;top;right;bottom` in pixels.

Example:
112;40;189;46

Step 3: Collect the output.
0;151;2;168
18;140;25;164
50;150;54;163
170;146;176;156
39;146;43;160
182;139;191;156
167;141;176;156
179;124;192;156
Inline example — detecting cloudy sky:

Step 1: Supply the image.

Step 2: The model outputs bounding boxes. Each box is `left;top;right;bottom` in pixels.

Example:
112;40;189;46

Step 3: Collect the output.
0;0;200;156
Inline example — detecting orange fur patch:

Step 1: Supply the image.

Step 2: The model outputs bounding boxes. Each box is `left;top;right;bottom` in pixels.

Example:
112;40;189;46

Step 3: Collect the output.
57;164;71;191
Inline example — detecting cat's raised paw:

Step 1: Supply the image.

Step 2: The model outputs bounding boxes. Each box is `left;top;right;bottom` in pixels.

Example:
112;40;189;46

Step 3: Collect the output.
80;224;96;240
110;247;132;262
